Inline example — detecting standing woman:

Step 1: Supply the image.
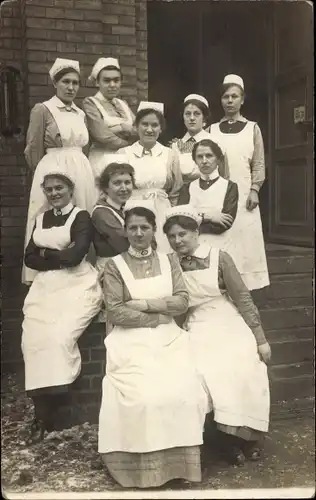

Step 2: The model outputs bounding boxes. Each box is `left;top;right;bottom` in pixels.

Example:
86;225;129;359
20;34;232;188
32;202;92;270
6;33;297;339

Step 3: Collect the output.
172;94;224;183
118;101;183;252
98;200;207;488
83;57;136;180
208;74;269;290
23;58;97;284
22;171;102;443
180;138;239;251
163;205;271;465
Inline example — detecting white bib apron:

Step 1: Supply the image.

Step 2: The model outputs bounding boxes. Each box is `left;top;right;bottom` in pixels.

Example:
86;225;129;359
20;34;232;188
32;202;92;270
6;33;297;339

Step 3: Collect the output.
23;97;97;284
183;246;270;432
98;252;207;454
88;95;134;179
22;207;102;391
210;122;269;290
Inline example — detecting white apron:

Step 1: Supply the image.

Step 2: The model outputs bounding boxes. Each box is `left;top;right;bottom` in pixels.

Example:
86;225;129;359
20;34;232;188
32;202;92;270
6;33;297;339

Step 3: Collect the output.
184;245;270;432
172;130;213;180
88;95;134;179
98;252;207;454
210;122;269;290
23;97;98;284
22;207;102;391
123;147;172;253
189;176;233;250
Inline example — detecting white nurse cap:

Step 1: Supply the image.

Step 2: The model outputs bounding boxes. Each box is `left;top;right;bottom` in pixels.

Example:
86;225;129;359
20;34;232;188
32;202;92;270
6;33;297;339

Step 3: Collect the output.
49;58;80;81
223;74;244;90
137;101;164;115
88;57;120;83
42;169;76;186
184;94;209;108
165;204;202;226
123;199;156;215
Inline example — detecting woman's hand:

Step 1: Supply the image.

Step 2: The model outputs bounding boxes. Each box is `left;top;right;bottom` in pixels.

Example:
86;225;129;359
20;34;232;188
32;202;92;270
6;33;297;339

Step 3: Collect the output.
258;342;271;364
120;122;135;134
168;138;180;148
246;190;259;211
158;314;172;325
204;211;234;228
125;300;148;312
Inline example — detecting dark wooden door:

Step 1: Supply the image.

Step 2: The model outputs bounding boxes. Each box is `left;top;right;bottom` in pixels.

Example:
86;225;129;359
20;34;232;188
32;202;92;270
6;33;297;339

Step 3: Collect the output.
269;1;314;246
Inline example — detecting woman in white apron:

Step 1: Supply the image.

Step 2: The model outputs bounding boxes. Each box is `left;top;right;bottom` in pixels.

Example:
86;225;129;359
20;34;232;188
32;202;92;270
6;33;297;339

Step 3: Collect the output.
163;205;271;466
207;74;269;290
23;58;97;285
171;94;227;186
118;101;183;253
98;200;207;488
22;171;102;444
82;57;137;180
182;138;239;253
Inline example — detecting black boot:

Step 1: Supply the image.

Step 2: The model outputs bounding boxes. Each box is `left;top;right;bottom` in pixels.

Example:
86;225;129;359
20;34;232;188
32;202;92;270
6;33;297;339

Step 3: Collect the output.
243;440;262;461
26;418;46;445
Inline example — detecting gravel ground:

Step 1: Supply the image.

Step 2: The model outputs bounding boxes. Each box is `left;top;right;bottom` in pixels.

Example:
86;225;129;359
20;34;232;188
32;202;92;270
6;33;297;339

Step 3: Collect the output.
1;372;315;497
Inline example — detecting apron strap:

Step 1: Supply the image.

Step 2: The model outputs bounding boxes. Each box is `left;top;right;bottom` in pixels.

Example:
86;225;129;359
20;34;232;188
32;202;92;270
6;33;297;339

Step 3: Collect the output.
91;204;124;226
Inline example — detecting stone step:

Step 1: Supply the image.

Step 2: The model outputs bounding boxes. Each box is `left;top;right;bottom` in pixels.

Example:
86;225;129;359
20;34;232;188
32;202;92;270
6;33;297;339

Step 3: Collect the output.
270;361;313;379
266;254;314;275
270;397;314;420
260;306;313;330
270;374;314;403
252;275;313;303
268;336;314;365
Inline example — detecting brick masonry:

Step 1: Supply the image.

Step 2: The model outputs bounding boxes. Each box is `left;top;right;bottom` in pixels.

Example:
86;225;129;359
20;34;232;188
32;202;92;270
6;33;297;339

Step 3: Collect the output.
0;0;314;425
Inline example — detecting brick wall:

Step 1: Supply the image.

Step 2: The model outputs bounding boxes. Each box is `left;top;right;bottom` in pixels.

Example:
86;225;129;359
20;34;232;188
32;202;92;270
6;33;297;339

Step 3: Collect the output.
0;0;29;368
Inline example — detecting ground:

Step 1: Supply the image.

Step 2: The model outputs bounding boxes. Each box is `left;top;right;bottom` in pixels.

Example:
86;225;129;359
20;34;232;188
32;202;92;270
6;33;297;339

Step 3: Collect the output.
1;372;315;496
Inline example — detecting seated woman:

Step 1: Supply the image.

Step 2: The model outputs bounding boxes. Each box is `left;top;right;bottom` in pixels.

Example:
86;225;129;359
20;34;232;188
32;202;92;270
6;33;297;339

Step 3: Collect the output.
163;205;271;465
92;158;135;274
22;171;102;443
98;200;207;489
179;139;239;252
118;101;183;253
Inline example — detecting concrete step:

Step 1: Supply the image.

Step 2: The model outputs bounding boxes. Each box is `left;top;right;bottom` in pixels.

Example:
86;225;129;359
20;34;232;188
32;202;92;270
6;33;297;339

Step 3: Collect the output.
268;336;314;366
266;254;314;275
270;361;313;379
260;306;314;330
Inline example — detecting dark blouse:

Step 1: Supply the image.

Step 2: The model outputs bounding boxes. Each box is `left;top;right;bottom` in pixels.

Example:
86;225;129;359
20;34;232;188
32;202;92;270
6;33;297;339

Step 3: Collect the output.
92;201;129;258
178;177;239;234
179;249;267;346
24;209;93;271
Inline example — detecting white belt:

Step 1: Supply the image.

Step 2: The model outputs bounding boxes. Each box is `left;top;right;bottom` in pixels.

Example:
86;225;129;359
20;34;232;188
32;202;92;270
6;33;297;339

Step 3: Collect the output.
46;147;82;153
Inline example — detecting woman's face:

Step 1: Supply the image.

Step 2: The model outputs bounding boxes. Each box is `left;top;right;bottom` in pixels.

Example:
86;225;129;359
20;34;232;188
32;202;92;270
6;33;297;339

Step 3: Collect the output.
43;177;73;209
183;104;204;135
221;85;244;116
137;112;161;147
54;72;79;104
194;144;218;176
125;214;155;251
167;223;199;257
97;68;122;100
106;172;133;206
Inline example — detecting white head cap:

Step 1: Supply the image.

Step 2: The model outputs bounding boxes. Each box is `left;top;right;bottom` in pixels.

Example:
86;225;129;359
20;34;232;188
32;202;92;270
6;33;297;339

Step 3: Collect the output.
164;204;202;226
49;58;80;81
95;153;131;178
88;57;120;84
223;74;244;90
42;169;76;187
124;199;156;216
137;101;164;115
184;94;209;108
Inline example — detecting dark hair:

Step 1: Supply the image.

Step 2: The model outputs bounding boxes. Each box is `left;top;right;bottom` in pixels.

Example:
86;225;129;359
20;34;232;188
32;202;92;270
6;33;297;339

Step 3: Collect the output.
220;83;245;99
97;66;122;82
97;162;136;192
163;215;199;235
135;108;165;130
124;207;157;231
53;67;80;83
41;173;75;191
192;139;224;163
183;99;210;123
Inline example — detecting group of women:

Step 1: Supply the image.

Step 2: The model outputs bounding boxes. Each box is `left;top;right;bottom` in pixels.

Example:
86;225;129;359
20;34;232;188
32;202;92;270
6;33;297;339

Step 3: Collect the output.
21;56;271;489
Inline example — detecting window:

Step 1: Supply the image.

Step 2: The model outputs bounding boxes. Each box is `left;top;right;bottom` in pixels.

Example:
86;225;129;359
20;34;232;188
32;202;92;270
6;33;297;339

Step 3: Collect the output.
0;65;22;137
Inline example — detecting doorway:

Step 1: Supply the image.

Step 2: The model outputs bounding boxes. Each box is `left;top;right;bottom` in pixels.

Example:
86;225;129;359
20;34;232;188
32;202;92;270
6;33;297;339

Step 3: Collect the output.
147;1;272;237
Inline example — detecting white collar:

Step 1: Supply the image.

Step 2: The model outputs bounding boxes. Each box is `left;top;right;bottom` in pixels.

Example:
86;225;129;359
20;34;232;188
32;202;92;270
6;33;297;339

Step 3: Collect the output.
95;91;120;104
106;196;123;211
192;242;211;259
51;95;78;112
182;129;211;143
200;167;219;181
220;114;246;123
131;141;164;158
128;245;153;258
53;202;74;216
